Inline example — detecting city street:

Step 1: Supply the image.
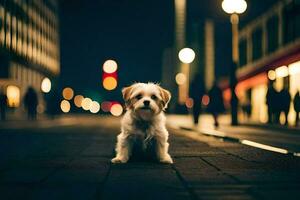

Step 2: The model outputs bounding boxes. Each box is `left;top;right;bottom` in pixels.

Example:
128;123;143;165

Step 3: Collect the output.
1;115;300;200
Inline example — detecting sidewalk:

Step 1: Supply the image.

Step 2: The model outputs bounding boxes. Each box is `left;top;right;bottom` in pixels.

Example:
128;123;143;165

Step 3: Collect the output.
166;114;300;154
1;115;300;200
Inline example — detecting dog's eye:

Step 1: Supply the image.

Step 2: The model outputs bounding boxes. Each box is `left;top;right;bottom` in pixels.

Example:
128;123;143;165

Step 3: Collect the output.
151;95;157;100
135;94;142;100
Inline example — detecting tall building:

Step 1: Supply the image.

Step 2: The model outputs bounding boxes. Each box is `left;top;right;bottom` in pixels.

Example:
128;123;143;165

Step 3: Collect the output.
223;0;300;125
0;0;60;113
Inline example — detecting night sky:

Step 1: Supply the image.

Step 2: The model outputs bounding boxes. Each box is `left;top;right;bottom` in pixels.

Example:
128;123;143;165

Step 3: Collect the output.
59;0;275;101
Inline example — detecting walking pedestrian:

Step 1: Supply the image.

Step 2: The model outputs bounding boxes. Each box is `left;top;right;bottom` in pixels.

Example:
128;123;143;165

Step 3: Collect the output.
0;88;8;121
24;87;38;120
190;74;205;125
279;86;291;125
207;81;225;128
266;81;277;124
293;91;300;126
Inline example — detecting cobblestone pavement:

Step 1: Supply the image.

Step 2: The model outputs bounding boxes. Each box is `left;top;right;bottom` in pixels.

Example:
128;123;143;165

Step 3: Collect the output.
0;115;299;200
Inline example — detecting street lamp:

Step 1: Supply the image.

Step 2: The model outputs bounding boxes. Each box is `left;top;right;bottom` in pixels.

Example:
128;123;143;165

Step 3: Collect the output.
177;47;195;104
222;0;247;125
178;48;195;64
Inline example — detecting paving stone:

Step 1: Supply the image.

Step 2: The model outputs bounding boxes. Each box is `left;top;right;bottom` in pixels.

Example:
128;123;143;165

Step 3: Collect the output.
180;171;237;186
0;168;54;183
45;169;107;183
0;184;33;200
29;183;99;200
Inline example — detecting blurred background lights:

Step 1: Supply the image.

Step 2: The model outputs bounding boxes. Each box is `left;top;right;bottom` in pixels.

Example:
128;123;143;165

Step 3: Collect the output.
101;101;112;112
103;60;118;73
90;101;100;113
103;77;117;90
185;98;194;109
74;95;84;108
202;95;210;106
62;87;74;100
110;103;123;116
275;66;288;78
175;73;186;85
6;85;20;107
289;61;300;75
178;48;195;64
41;77;51;93
267;70;276;80
81;97;92;110
222;0;247;14
60;100;71;113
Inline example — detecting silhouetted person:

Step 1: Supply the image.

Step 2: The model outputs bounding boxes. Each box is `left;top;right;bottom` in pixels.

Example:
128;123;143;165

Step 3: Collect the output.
293;91;300;126
24;87;38;120
266;81;277;124
45;87;60;119
0;89;8;121
279;87;291;125
190;74;205;125
207;82;225;128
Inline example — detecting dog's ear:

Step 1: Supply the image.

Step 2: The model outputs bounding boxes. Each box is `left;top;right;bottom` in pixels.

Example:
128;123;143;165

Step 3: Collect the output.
122;85;134;107
157;85;171;109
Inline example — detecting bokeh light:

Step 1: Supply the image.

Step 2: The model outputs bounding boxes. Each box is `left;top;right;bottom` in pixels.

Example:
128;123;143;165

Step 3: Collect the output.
275;66;288;78
6;85;20;107
222;0;247;14
178;48;195;64
103;60;118;73
185;98;194;108
62;87;74;100
60;100;71;113
81;98;92;111
175;73;186;85
90;101;100;113
267;70;276;80
202;95;210;106
289;61;300;75
41;77;51;93
110;103;123;116
101;101;112;112
103;77;117;90
74;95;84;108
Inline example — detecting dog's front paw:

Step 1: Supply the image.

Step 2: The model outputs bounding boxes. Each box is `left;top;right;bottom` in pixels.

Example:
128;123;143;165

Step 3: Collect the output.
159;157;173;164
111;157;128;164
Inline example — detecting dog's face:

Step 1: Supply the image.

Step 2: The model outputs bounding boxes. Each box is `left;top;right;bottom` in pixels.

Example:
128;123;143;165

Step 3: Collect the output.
122;83;171;120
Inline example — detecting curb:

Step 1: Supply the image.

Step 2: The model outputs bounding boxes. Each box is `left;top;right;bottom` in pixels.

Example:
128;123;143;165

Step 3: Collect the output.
179;126;300;157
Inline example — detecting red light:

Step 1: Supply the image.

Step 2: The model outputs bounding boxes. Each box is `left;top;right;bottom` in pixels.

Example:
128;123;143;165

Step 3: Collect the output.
202;95;210;106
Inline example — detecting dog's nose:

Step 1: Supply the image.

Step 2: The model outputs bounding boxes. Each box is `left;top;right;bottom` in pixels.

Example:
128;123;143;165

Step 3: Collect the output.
143;100;150;106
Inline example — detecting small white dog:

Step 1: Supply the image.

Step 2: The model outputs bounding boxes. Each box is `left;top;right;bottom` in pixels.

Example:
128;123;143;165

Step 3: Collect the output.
111;82;173;164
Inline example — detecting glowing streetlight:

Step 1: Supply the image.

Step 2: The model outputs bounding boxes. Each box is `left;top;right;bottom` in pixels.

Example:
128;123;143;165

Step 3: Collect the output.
178;48;195;64
222;0;247;14
222;0;247;125
41;77;51;93
103;60;118;73
177;47;195;104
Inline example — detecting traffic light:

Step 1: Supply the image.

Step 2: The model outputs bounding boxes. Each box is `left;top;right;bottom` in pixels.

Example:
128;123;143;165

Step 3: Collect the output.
102;60;118;91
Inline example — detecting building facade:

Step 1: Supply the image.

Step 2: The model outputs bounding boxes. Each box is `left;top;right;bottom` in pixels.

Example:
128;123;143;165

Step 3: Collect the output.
227;0;300;125
0;0;59;113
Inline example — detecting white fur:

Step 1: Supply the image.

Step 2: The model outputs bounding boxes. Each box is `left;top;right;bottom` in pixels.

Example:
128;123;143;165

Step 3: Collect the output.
111;83;173;164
